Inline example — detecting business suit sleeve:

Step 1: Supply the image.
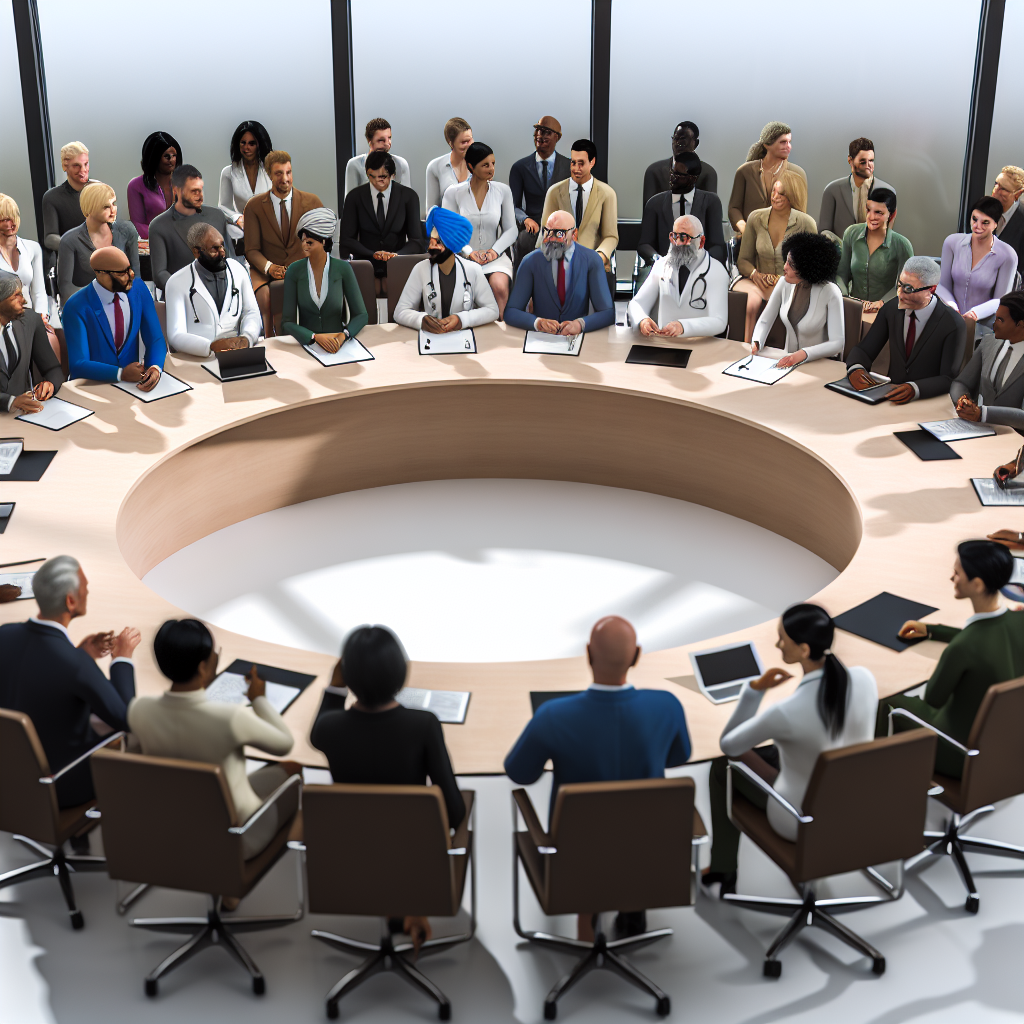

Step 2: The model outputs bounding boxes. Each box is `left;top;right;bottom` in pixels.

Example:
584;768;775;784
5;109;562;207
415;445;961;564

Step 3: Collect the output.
913;311;965;400
736;218;758;278
63;296;118;382
243;197;270;272
752;280;784;349
936;235;957;309
77;657;135;732
637;198;660;264
923;632;971;711
339;194;374;261
582;252;615;331
949;345;981;406
801;284;845;362
540;184;559;230
28;313;64;396
494;185;518;255
836;226;854;295
56;233;76;303
397;191;425;254
42;193;61;253
703;193;726;265
642;162;660;209
423;713;465;828
137;284;167;369
231;696;294;756
340;259;368;336
150;222;171;291
846;303;891;371
627;264;659;327
280;262;310;345
509;160;527;225
728;169;746;232
503;257;539;331
122;223;141;282
503;715;550;785
818;183;837;237
596;186;618;264
701;163;718;195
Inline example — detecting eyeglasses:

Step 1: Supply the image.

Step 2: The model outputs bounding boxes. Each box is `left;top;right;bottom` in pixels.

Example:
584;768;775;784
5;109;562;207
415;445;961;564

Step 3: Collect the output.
105;267;133;278
894;281;934;295
542;227;572;240
534;128;558;138
669;231;697;244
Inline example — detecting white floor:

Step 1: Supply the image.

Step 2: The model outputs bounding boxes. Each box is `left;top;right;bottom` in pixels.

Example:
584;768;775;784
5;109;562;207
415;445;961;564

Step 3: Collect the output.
143;479;837;662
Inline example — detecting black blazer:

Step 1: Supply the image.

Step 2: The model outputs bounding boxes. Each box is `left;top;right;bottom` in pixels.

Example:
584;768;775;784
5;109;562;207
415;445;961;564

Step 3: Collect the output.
0;620;135;807
1;309;65;413
340;182;425;273
846;297;966;400
643;157;718;206
509;152;571;225
637;189;726;266
998;206;1024;268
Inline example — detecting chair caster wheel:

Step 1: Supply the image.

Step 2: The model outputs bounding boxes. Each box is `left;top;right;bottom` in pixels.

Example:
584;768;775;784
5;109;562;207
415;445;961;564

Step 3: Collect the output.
965;896;979;914
326;1001;339;1020
70;910;84;930
145;979;158;998
872;957;886;975
438;1004;451;1020
544;1001;558;1020
656;996;671;1016
763;960;782;978
253;976;265;995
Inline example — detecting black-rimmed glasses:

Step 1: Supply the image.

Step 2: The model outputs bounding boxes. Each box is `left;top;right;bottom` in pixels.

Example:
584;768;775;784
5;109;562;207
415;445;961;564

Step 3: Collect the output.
542;228;571;240
669;231;697;245
894;281;934;295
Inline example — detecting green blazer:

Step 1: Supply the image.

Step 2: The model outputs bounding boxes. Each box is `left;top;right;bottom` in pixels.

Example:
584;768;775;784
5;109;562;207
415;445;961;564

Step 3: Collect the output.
282;257;368;345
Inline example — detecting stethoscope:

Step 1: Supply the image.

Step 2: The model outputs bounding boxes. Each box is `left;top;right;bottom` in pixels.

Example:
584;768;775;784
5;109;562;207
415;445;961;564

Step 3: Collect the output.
188;264;240;323
667;252;711;310
425;258;473;312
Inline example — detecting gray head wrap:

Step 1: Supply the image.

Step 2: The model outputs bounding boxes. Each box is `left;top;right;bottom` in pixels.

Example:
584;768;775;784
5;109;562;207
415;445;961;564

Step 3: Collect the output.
296;207;338;241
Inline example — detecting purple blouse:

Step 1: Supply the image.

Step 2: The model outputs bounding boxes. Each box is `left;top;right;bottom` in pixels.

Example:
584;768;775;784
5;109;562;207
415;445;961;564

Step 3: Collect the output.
937;233;1019;321
126;175;171;239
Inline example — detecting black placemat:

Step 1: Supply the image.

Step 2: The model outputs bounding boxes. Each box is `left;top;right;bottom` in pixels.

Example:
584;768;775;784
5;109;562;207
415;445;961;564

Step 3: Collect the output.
0;451;56;481
625;345;691;368
894;429;961;461
834;592;940;651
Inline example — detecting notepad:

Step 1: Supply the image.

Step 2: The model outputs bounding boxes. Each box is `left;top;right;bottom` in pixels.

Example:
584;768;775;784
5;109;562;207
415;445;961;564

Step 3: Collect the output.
0;439;22;475
396;688;470;724
833;592;940;651
523;331;584;356
723;354;795;384
418;328;476;355
204;659;316;715
894;429;961;461
15;397;94;431
825;376;895;403
305;336;374;366
625;344;691;368
0;571;35;599
918;419;996;443
112;371;192;403
971;478;1024;506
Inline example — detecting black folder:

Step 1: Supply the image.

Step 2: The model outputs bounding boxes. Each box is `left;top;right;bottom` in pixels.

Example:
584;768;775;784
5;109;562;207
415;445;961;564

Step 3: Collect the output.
0;503;13;534
207;347;276;381
894;429;961;461
625;345;691;368
825;378;895;404
530;691;583;715
0;451;56;481
833;592;940;651
222;659;316;714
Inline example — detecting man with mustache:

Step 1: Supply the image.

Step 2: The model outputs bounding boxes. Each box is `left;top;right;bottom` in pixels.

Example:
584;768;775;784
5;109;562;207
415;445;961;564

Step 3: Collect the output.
0;272;64;415
628;215;729;339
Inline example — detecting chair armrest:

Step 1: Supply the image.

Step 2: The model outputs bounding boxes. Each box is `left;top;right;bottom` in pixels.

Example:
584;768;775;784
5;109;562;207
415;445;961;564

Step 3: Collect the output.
887;708;979;757
448;790;475;856
728;760;813;824
40;732;125;785
512;788;555;853
228;772;301;835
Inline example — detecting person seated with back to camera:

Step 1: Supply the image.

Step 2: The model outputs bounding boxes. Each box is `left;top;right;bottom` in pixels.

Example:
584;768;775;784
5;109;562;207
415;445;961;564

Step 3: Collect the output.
393;206;498;332
750;231;844;367
846;256;966;404
163;222;260;357
503;211;614;337
281;208;368;352
628;214;729;340
0;272;64;416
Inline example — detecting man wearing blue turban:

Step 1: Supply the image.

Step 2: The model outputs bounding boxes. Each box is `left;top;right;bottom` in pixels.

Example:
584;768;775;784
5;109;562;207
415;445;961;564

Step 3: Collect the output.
393;206;499;331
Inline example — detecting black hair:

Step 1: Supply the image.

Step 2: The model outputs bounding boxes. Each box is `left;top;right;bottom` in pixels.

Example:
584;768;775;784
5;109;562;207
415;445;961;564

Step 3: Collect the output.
673;152;702;176
170;163;203;189
365;150;396;176
297;229;334;253
673;120;699;140
781;604;849;739
139;131;182;190
781;231;842;285
957;540;1014;594
153;619;214;684
971;196;1005;223
570;138;598;163
867;186;897;217
998;290;1024;325
341;625;407;708
465;141;494;170
229;120;274;165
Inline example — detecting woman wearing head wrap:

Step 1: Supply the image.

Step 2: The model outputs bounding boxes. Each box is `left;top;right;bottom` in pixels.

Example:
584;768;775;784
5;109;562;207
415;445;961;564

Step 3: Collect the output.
728;122;807;239
393;206;499;332
281;208;368;352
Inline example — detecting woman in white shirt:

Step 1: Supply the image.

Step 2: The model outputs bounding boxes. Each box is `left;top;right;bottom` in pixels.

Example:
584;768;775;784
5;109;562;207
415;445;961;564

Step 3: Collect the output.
703;603;879;894
0;193;46;312
218;121;274;255
425;117;473;212
442;142;517;318
751;231;845;367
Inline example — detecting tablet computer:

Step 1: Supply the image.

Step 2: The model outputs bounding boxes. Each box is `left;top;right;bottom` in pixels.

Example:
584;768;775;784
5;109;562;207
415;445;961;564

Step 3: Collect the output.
688;642;764;704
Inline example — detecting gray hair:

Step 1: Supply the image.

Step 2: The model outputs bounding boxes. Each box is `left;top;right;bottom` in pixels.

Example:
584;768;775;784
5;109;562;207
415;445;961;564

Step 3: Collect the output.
0;271;23;303
33;555;81;617
902;256;941;287
186;220;218;251
676;214;704;237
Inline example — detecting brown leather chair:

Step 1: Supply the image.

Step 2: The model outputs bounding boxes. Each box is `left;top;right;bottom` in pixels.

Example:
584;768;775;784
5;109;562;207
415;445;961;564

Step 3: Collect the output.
348;259;377;325
726;289;747;342
154;299;167;339
301;783;475;1021
513;778;706;1020
90;747;302;998
385;254;429;322
723;730;936;978
0;709;118;929
268;279;285;337
841;296;864;361
892;677;1024;913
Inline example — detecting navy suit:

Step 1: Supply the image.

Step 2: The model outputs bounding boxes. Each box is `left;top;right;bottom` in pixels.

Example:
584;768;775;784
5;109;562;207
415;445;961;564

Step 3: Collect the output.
0;621;135;806
504;244;615;333
509;152;571;227
62;278;167;383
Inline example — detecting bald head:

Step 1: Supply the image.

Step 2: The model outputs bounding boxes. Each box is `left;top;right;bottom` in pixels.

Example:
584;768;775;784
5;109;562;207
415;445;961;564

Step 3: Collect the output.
674;214;703;239
546;210;576;233
90;246;130;273
587;616;640;685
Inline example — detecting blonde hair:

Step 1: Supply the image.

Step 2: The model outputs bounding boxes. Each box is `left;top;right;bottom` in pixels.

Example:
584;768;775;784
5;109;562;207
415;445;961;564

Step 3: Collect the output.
79;181;116;219
776;168;807;213
263;149;291;174
0;194;21;232
1000;165;1024;192
443;117;472;147
60;141;88;171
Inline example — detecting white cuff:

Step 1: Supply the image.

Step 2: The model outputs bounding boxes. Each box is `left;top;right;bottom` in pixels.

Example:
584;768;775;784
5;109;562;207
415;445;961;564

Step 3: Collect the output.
981;405;989;422
116;367;123;381
533;317;542;331
265;259;272;275
909;381;920;400
847;363;866;373
110;657;133;666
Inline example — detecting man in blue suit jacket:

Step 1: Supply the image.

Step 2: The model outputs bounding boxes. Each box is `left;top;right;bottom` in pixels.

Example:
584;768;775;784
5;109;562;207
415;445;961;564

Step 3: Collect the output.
62;246;166;390
504;211;615;336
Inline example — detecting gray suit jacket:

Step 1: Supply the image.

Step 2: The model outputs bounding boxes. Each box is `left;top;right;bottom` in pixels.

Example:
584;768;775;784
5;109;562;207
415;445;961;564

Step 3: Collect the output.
643;157;718;206
997;206;1024;269
1;309;65;412
637;189;726;266
950;335;1024;432
149;205;238;291
57;219;141;303
818;174;895;239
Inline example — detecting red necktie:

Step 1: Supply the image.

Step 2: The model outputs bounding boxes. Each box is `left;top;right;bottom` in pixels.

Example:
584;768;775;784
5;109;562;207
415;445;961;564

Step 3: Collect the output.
113;293;125;353
905;310;917;361
557;257;566;305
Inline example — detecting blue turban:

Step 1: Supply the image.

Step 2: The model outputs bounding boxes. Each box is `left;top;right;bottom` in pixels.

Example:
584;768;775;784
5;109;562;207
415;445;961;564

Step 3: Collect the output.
425;206;473;255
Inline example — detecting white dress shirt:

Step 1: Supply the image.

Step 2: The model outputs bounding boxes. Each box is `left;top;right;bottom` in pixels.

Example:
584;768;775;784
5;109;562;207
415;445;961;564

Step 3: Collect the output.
568;177;594;223
269;190;292;228
92;279;133;339
218;161;273;241
370;182;392;220
0;236;46;312
344;152;411;197
670;189;694;221
588;682;634;692
308;256;331;309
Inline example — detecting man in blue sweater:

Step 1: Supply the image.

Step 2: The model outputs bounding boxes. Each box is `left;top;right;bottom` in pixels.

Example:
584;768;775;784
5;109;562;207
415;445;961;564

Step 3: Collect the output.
504;615;691;938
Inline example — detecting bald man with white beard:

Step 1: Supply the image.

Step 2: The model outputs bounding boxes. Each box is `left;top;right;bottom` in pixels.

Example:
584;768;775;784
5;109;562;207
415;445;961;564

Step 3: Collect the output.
628;214;729;339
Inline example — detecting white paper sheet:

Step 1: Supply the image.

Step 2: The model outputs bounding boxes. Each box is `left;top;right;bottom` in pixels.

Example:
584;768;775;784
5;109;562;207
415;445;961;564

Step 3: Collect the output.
396;687;470;724
15;397;94;431
971;478;1024;506
417;328;476;355
523;330;584;356
0;571;35;599
722;353;795;385
919;419;996;442
112;371;192;403
1013;560;1024;585
205;671;300;715
0;439;22;475
305;336;374;366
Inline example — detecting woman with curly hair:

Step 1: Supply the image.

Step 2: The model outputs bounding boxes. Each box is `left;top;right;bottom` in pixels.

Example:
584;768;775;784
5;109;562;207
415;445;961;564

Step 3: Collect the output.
751;231;844;367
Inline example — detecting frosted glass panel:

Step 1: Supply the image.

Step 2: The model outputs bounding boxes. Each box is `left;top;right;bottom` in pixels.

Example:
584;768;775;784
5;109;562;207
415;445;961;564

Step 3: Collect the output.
0;3;35;238
988;0;1024;191
351;0;591;207
609;0;982;256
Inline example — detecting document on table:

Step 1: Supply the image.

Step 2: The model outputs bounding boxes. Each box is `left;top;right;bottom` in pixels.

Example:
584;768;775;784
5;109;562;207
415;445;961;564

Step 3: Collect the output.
396;688;470;724
112;372;192;403
919;419;996;442
205;672;302;715
971;478;1024;507
305;336;374;366
418;328;476;355
0;571;36;599
722;354;795;385
0;438;23;475
15;397;94;431
523;331;584;356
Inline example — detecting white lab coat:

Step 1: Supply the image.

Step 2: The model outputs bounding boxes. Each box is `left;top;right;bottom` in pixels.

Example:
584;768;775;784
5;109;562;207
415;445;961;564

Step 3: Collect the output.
627;249;729;337
752;279;845;362
163;259;261;357
393;256;499;329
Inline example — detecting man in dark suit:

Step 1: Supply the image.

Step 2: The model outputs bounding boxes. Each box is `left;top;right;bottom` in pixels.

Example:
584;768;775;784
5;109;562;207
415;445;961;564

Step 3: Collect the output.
637;154;726;269
0;556;140;808
508;115;571;270
0;274;64;415
993;165;1024;267
846;257;965;403
340;150;425;296
642;120;717;207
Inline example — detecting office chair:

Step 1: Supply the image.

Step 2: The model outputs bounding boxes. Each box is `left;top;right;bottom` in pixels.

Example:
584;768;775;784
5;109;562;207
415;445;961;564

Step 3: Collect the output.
154;299;167;339
91;747;303;997
723;730;936;977
0;710;119;929
267;279;285;337
892;677;1024;913
726;289;747;342
385;254;429;323
348;259;378;325
513;778;706;1020
841;296;864;361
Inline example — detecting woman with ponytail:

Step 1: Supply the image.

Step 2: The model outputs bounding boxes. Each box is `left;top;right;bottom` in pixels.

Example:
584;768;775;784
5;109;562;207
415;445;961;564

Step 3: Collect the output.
703;603;878;895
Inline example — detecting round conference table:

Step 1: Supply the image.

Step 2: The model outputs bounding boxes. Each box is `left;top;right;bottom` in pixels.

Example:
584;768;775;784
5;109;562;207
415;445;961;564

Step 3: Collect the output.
2;320;1020;772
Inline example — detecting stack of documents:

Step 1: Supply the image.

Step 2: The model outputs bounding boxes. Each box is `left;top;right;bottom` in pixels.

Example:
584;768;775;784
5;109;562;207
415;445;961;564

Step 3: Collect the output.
418;328;476;355
205;671;302;715
523;331;583;356
396;688;470;724
918;419;995;442
0;438;23;475
971;478;1024;506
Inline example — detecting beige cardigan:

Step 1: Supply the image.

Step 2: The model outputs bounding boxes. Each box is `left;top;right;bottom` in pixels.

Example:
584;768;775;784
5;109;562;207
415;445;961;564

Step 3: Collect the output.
728;160;808;231
736;207;818;278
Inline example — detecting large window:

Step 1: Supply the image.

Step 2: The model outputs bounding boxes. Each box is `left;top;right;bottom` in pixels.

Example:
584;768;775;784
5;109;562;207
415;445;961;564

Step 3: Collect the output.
987;0;1024;192
0;3;34;236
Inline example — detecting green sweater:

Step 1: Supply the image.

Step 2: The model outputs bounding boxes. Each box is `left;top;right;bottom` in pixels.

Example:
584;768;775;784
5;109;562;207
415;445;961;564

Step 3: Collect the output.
282;256;368;346
836;224;913;302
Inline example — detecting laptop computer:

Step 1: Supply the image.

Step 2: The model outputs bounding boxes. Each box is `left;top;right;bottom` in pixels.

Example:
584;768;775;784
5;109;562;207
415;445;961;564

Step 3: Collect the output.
208;346;276;381
688;642;764;704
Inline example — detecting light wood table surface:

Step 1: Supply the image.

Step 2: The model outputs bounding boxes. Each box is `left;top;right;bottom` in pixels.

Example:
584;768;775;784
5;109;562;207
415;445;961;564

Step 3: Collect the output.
1;321;1019;771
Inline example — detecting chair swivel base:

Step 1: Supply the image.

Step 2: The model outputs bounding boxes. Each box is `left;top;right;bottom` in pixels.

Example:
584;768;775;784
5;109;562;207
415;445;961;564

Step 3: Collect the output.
723;890;887;978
